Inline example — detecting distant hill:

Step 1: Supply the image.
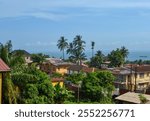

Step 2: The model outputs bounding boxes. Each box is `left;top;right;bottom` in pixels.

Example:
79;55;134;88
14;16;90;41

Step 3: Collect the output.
11;49;31;56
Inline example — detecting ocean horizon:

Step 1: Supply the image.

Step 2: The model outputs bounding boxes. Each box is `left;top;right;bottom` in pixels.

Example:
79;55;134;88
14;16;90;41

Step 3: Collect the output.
31;51;150;61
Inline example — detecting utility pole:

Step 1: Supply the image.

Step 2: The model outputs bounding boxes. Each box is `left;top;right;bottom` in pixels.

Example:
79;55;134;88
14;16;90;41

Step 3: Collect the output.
130;64;133;91
77;81;81;103
77;85;79;103
134;66;137;92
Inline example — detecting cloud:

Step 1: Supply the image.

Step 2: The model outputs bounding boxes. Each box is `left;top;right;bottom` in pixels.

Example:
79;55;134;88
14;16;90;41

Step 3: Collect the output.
25;41;57;47
0;0;150;20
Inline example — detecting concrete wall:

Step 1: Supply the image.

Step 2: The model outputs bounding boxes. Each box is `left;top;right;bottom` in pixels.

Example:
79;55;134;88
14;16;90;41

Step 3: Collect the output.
52;81;64;87
56;67;68;75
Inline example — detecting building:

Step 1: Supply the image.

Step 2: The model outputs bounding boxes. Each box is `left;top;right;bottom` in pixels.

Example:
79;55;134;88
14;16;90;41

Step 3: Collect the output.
40;58;72;75
68;64;96;74
51;78;64;87
0;58;11;104
11;50;33;64
109;65;150;94
115;92;150;104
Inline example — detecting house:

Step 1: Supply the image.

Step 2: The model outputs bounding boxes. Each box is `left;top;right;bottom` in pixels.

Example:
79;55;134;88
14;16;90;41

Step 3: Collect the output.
0;58;11;104
51;78;64;87
115;92;150;104
11;50;33;64
109;67;134;94
68;64;96;74
40;58;72;75
109;65;150;94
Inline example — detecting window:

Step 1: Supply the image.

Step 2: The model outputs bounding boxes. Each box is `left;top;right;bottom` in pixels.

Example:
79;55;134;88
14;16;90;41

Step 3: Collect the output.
139;73;144;78
118;75;125;82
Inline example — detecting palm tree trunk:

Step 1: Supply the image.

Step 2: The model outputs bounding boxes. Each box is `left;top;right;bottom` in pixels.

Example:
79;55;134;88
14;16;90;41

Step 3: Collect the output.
63;49;65;60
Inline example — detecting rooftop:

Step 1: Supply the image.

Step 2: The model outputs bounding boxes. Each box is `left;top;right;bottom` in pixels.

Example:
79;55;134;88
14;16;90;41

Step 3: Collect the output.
51;78;64;82
69;65;95;73
108;67;134;75
131;65;150;73
115;92;150;104
46;58;73;66
0;58;10;72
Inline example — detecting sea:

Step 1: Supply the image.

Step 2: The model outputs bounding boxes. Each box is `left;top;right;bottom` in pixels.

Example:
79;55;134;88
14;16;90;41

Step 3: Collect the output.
39;51;150;61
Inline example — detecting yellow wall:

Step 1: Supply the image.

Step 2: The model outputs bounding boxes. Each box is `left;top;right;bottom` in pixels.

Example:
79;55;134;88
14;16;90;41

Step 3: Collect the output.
56;67;68;75
52;81;64;87
0;73;2;104
122;73;150;91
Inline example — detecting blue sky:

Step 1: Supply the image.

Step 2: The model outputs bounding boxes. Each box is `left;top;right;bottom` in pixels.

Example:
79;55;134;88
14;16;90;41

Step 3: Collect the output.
0;0;150;53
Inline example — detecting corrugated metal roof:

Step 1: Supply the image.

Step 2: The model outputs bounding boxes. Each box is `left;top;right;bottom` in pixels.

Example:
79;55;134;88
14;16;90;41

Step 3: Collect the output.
0;58;10;72
115;92;150;104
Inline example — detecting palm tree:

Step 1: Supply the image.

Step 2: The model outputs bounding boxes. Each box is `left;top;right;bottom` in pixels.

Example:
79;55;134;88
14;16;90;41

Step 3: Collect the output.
90;50;105;68
91;41;95;58
57;36;68;60
73;35;85;50
120;46;129;58
67;43;74;55
72;35;86;65
95;50;104;57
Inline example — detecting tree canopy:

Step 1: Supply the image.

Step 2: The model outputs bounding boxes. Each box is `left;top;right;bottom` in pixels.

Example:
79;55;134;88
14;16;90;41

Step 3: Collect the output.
81;71;115;103
108;47;129;67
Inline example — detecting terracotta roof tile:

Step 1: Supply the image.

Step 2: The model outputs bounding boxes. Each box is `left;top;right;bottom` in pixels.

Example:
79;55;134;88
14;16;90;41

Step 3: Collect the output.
131;65;150;73
0;58;10;72
51;78;64;82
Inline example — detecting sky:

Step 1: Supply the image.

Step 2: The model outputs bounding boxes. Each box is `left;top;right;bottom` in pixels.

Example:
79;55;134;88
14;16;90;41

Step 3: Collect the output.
0;0;150;53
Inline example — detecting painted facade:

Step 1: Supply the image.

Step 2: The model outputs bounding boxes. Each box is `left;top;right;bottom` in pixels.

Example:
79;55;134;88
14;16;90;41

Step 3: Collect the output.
40;59;72;76
112;65;150;93
0;73;2;104
0;58;10;104
51;78;64;87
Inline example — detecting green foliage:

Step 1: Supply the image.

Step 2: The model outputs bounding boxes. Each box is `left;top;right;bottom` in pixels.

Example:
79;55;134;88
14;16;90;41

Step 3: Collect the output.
126;59;150;65
57;36;68;60
31;53;46;63
12;64;54;104
108;46;129;67
81;71;115;103
91;41;95;58
108;47;128;67
54;83;74;104
66;73;85;84
90;50;105;68
139;94;148;104
2;73;17;104
67;35;86;64
50;72;62;78
23;84;39;98
0;43;10;65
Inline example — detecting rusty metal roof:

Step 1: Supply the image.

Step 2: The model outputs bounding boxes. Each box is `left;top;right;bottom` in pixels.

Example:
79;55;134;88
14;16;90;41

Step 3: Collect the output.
0;58;10;72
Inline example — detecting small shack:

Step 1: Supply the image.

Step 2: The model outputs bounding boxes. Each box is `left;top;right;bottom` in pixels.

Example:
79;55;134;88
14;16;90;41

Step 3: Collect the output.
115;92;150;104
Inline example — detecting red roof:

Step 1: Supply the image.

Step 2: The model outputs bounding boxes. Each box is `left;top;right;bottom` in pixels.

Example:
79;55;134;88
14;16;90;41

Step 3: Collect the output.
0;58;10;72
51;78;64;82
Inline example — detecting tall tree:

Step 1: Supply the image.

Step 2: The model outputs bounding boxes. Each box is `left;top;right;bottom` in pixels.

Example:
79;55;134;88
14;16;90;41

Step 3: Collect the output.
120;46;129;61
57;36;68;60
90;50;105;68
108;48;124;67
67;43;73;55
81;71;115;103
91;41;95;58
31;53;46;64
68;35;86;65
